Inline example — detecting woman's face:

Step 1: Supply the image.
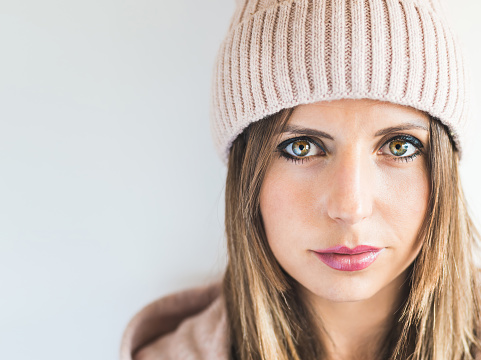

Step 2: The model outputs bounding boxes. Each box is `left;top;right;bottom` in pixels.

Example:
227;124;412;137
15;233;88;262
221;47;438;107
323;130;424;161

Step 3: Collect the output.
259;98;430;302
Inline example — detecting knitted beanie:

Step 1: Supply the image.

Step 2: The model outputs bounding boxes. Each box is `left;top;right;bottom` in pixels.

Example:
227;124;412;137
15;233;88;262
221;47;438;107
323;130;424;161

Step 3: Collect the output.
209;0;470;163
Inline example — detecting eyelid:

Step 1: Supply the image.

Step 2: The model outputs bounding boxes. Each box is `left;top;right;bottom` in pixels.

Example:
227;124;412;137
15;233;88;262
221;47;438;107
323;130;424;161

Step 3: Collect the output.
277;135;325;153
379;134;424;151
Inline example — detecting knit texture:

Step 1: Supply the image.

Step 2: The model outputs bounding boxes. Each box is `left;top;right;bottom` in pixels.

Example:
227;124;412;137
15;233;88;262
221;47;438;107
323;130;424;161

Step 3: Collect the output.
210;0;470;163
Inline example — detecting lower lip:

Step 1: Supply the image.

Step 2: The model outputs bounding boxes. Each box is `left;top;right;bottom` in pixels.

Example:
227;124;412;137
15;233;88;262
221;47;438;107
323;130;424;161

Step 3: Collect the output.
313;249;383;271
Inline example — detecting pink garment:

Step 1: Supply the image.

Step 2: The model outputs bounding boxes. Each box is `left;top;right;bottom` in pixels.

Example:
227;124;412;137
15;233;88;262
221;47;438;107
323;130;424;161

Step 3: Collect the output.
120;281;228;360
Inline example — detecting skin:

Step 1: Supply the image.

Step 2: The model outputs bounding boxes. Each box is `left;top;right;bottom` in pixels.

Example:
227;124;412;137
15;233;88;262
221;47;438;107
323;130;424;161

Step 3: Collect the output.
259;98;431;360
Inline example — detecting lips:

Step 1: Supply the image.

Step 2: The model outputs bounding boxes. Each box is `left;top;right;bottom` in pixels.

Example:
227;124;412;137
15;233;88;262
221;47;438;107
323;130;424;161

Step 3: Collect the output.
312;245;384;271
314;245;382;254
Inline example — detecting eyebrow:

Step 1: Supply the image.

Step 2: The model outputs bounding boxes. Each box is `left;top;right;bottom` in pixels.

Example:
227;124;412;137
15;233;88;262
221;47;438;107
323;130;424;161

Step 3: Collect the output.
374;123;428;136
282;122;428;139
282;125;334;140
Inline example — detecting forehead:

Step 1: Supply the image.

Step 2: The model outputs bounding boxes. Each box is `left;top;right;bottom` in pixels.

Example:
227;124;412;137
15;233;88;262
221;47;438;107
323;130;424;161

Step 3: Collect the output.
289;99;430;133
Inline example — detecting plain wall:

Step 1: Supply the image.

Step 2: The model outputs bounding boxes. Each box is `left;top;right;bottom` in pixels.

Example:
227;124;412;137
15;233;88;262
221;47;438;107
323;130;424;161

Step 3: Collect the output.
0;1;479;359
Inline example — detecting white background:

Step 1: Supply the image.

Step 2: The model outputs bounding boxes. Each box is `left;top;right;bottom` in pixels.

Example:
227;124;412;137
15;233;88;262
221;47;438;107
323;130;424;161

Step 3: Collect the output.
0;1;479;359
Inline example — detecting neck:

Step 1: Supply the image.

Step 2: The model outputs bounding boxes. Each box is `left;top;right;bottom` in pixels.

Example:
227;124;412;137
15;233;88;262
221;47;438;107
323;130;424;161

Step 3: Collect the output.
298;269;410;360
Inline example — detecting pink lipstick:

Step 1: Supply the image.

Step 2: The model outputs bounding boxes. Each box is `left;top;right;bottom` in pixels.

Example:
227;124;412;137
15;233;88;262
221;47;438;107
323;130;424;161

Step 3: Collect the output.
312;245;384;271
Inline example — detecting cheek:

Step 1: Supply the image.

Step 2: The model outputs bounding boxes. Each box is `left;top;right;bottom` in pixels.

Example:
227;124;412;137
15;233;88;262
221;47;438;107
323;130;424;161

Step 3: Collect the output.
378;166;430;251
260;176;290;246
259;165;320;253
381;163;430;204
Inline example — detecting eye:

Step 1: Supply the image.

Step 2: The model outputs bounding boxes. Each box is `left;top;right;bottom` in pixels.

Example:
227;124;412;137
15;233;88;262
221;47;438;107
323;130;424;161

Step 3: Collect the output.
287;139;313;156
378;135;423;161
277;136;325;163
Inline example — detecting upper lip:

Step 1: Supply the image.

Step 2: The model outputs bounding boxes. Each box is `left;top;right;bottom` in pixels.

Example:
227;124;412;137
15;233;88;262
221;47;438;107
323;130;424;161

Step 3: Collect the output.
313;245;382;254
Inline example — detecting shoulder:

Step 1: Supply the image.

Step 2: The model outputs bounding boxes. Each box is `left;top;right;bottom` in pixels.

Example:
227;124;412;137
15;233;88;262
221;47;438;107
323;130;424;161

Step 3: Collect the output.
134;295;228;360
120;281;228;360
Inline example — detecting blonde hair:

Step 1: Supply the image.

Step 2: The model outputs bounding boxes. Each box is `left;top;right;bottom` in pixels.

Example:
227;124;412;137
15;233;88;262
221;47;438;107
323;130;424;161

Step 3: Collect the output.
222;107;481;360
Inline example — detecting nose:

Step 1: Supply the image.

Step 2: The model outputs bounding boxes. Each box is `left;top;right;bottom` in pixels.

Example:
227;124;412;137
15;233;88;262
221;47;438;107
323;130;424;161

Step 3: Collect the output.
326;147;373;225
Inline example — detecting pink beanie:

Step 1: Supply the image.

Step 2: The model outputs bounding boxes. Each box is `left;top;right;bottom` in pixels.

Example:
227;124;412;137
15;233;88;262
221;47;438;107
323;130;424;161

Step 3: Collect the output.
209;0;470;163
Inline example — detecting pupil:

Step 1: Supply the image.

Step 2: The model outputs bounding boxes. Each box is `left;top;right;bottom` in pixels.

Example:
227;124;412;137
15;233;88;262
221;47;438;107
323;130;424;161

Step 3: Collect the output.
395;144;401;150
299;145;304;150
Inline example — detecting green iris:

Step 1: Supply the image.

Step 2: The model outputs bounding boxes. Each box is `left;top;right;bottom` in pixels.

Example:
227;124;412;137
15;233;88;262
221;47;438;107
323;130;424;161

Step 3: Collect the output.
389;140;409;156
292;140;310;156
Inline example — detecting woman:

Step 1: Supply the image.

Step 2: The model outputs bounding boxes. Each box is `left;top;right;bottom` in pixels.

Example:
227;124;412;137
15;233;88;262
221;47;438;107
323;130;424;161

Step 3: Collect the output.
120;0;481;359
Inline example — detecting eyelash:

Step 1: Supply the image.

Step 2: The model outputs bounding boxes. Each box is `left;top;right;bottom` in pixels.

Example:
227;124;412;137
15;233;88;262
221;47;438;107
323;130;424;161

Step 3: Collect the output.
276;135;424;165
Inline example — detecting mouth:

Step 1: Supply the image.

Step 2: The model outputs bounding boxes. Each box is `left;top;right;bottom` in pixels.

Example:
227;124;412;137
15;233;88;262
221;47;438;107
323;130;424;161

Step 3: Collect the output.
312;246;384;271
313;245;382;254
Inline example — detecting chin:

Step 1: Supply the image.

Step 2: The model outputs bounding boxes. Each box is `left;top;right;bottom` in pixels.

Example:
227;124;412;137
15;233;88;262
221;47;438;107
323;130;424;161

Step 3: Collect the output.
303;274;385;303
317;289;376;303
